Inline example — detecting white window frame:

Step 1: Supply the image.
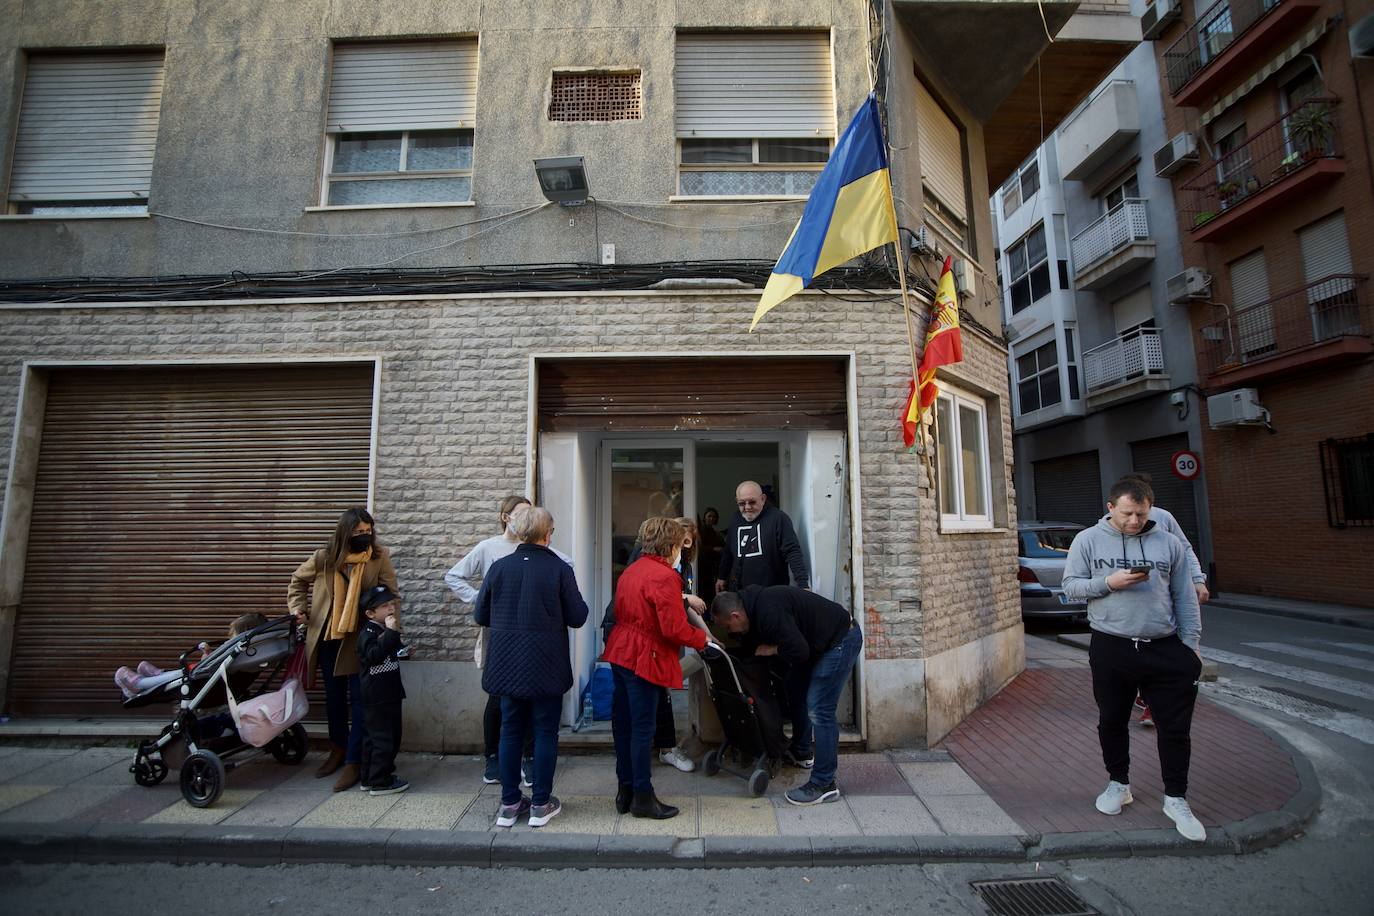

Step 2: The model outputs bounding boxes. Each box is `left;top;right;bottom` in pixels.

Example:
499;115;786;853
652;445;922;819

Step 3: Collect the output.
673;137;832;200
936;384;995;532
1000;158;1040;219
1101;173;1140;213
320;128;474;209
1014;338;1062;415
1006;222;1051;314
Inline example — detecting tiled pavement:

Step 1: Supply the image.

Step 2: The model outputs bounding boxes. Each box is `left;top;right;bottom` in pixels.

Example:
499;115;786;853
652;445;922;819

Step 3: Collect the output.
0;637;1307;855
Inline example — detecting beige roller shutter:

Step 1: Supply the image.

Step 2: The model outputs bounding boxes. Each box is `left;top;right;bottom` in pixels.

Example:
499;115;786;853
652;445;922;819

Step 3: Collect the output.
8;364;374;717
327;41;479;133
674;32;836;138
1229;249;1274;356
1299;211;1353;284
8;52;165;203
1299;211;1358;337
915;78;967;223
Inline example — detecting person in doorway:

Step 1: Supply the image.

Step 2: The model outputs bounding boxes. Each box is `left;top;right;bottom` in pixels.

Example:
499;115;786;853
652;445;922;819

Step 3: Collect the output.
1118;472;1210;729
710;585;861;806
444;495;573;786
1063;475;1206;842
356;585;409;796
474;506;589;829
289;507;398;792
695;507;725;602
714;481;809;595
604;517;710;819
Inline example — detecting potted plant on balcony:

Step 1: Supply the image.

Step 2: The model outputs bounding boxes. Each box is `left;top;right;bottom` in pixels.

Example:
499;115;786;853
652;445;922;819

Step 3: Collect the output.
1193;210;1217;228
1273;151;1301;179
1217;179;1240;210
1289;102;1334;161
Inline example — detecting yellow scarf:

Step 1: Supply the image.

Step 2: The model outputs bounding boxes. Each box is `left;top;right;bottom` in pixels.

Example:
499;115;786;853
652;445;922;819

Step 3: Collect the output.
327;548;372;640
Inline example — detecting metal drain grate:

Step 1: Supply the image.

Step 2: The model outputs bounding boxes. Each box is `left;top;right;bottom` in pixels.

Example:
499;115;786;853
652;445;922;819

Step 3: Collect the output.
970;877;1099;916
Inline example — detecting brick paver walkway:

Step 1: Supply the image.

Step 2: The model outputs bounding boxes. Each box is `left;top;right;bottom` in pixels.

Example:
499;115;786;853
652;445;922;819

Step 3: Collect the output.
939;667;1301;835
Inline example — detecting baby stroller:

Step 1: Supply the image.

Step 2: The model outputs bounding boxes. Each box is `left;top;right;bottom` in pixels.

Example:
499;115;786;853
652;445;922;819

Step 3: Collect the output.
124;615;309;807
699;643;787;797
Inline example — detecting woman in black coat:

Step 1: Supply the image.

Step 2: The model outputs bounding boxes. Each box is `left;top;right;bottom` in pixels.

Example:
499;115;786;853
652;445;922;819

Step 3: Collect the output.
474;506;588;829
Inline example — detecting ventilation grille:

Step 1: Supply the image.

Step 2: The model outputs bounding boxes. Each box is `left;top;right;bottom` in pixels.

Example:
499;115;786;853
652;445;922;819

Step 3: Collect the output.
549;71;641;122
970;877;1098;916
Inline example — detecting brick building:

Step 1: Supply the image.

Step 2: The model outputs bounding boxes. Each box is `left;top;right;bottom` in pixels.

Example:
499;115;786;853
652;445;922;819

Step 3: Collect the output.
0;1;1136;748
1146;0;1374;606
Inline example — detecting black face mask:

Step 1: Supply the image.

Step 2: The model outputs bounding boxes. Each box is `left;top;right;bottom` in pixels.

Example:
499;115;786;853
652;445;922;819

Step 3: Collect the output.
348;533;373;552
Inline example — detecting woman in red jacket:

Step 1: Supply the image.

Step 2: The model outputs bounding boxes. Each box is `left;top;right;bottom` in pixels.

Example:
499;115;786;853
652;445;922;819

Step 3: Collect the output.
603;517;709;819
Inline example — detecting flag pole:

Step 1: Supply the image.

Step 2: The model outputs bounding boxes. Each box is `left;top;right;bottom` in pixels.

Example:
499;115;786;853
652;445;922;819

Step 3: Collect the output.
892;237;938;490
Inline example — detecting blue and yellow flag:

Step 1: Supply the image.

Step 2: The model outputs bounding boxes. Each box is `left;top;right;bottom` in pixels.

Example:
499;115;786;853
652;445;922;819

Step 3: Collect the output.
751;93;899;330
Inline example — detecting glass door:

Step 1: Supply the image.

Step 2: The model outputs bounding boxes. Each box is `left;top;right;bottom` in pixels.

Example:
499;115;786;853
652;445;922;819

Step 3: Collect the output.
601;442;695;612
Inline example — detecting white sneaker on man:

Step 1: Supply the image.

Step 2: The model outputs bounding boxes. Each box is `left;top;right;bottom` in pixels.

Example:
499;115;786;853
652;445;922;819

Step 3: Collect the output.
1094;780;1133;815
658;747;695;772
1163;795;1206;841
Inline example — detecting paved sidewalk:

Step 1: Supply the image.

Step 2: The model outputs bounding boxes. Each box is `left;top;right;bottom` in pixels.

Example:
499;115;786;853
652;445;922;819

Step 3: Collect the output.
0;637;1318;868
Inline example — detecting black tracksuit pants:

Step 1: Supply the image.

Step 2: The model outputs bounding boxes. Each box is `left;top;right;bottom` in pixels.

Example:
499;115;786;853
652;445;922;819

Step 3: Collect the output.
1089;631;1203;797
361;701;403;787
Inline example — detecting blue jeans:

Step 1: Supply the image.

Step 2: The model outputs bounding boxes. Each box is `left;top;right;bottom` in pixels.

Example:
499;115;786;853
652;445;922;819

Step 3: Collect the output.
611;664;659;793
499;696;561;806
317;638;365;764
804;625;863;788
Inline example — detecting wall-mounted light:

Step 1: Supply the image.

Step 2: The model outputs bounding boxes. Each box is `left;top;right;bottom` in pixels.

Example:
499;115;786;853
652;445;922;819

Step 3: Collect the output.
533;156;589;206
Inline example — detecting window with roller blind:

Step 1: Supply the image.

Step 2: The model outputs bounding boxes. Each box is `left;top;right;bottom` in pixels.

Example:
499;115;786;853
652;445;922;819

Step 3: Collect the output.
1299;211;1359;341
1228;249;1274;357
321;41;478;207
674;32;835;198
916;77;969;250
6;52;165;215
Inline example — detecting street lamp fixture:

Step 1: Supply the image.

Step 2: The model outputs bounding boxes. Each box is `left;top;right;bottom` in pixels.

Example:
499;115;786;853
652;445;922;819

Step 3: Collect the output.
533;156;589;206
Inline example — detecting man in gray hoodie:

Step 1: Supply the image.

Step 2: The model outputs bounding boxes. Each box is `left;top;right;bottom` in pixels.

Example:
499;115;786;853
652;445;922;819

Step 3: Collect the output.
1064;475;1206;842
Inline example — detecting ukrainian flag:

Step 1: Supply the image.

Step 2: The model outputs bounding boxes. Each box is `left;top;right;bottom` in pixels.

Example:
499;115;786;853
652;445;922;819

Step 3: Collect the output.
751;93;899;330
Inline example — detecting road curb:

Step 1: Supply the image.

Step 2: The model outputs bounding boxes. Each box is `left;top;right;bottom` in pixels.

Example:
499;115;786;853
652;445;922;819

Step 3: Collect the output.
1206;599;1374;631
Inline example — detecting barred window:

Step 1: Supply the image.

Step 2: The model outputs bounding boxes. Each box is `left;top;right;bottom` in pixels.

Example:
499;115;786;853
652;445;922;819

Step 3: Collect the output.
1320;435;1374;528
549;71;642;122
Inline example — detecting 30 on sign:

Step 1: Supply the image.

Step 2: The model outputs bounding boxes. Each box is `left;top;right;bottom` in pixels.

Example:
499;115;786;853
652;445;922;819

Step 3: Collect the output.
1171;450;1201;480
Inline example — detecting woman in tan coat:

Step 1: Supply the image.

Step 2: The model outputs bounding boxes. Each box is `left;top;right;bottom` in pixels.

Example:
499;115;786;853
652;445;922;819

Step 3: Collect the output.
289;507;398;791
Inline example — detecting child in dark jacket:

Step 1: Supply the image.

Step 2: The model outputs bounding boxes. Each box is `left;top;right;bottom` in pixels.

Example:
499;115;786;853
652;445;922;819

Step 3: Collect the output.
356;585;409;795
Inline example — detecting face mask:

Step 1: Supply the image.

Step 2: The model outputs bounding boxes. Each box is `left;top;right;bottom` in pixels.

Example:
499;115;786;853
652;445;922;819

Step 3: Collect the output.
348;533;373;552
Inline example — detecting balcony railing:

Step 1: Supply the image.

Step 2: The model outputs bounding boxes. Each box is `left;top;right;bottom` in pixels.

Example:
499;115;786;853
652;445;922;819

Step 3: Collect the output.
1163;0;1284;94
1181;98;1341;230
1197;274;1370;377
1084;327;1167;392
1071;199;1149;271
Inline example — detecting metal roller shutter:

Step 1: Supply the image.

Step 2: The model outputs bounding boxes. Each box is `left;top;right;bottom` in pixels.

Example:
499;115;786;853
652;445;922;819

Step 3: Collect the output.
8;52;165;203
1130;434;1201;554
538;357;847;431
674;32;836;139
915;79;968;223
1298;212;1353;282
1228;249;1274;356
1032;451;1102;527
327;41;479;133
8;364;373;717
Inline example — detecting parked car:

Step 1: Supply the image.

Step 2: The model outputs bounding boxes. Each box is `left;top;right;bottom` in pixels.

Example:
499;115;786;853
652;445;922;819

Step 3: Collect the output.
1017;521;1087;619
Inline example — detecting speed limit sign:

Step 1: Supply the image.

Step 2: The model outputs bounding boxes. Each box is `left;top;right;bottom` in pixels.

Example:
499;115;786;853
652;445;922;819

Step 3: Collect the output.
1171;450;1201;480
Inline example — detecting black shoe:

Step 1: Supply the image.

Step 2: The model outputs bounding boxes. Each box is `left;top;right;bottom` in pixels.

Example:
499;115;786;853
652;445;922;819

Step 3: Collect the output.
615;783;633;815
785;781;839;806
629;789;679;820
368;776;410;796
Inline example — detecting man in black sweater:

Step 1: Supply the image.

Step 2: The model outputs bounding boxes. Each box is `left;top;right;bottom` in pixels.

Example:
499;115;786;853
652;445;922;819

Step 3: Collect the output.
356;585;409;796
714;481;809;594
711;585;862;807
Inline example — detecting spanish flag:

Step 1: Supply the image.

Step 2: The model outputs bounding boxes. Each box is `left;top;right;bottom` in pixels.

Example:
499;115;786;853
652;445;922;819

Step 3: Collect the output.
751;94;899;330
902;256;963;447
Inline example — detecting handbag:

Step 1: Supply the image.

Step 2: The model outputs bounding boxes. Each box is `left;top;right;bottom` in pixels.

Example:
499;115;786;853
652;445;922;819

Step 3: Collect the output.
223;644;310;747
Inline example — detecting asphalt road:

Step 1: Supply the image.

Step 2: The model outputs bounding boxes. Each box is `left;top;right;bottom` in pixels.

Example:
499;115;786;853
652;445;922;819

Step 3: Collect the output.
7;608;1372;915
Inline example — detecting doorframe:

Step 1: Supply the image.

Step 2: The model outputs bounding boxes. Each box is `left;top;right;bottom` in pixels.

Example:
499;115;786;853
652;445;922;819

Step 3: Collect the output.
525;351;868;742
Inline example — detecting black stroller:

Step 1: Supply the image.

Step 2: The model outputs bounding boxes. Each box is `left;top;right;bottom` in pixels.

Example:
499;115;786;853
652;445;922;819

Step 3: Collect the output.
699;643;788;797
124;615;309;807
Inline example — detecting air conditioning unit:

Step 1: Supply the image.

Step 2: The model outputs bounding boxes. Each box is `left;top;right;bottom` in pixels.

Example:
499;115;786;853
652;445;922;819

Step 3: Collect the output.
1141;0;1182;41
1207;388;1267;428
953;258;976;298
1167;267;1211;304
1154;131;1199;177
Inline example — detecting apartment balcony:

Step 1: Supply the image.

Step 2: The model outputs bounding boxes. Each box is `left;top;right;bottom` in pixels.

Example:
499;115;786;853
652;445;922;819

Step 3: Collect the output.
1197;274;1371;386
1163;0;1322;108
1083;328;1170;409
1057;80;1140;181
1181;98;1344;243
1071;199;1155;291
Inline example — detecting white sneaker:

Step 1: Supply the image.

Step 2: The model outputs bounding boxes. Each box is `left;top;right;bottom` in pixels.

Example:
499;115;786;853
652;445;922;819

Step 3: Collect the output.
1094;780;1133;815
658;747;695;772
1163;795;1206;841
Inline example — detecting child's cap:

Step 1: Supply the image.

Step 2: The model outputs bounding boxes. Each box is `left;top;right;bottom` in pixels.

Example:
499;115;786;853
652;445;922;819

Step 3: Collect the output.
360;585;400;613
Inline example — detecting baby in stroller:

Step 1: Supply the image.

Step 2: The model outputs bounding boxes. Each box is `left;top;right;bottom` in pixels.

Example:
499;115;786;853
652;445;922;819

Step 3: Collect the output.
115;612;268;698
